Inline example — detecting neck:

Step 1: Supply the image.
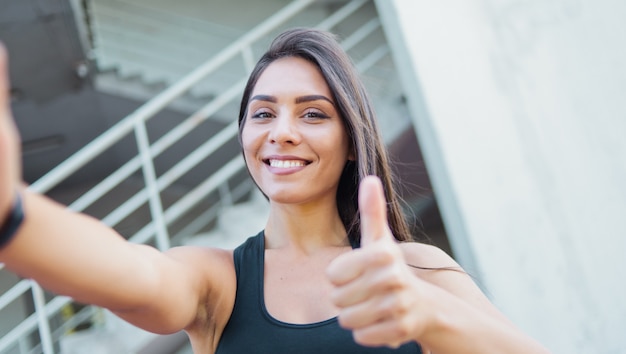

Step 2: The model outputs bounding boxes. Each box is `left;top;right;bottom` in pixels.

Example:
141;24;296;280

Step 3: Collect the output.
264;198;348;253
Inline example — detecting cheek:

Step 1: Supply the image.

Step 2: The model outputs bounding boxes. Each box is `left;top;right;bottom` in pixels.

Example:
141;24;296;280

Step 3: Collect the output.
334;131;351;161
240;126;258;155
241;128;264;174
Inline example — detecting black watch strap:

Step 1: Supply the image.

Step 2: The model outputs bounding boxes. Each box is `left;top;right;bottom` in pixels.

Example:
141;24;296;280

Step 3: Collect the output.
0;193;24;249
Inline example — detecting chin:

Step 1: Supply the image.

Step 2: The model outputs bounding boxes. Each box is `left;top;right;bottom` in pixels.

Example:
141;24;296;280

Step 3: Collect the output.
265;190;309;205
264;185;339;207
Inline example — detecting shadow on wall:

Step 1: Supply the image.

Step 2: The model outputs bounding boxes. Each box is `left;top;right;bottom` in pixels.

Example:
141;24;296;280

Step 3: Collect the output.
388;126;453;257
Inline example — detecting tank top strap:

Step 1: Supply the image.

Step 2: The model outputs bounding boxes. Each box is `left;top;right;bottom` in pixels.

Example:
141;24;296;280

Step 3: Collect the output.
230;230;265;316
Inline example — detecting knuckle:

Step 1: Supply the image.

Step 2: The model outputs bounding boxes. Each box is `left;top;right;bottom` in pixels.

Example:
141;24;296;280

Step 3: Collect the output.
379;293;411;319
378;295;399;318
392;319;411;339
395;292;412;313
369;247;394;266
374;266;406;294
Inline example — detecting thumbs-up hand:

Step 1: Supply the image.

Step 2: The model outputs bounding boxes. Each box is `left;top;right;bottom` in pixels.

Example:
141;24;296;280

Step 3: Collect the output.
0;44;21;217
327;176;424;348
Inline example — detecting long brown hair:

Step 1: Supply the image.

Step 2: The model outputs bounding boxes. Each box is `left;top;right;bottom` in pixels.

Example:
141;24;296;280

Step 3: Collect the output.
238;28;412;245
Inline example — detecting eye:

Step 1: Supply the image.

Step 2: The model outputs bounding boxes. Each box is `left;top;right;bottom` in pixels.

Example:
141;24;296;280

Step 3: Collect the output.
251;110;274;119
303;110;330;120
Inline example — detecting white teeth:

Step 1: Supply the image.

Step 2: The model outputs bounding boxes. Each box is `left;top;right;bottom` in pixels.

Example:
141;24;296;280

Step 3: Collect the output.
269;159;306;168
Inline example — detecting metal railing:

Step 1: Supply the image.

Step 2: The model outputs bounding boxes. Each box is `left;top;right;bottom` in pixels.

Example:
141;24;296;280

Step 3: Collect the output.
0;0;388;352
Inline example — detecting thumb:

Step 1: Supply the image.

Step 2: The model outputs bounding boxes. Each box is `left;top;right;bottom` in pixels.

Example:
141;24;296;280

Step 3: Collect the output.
359;176;392;247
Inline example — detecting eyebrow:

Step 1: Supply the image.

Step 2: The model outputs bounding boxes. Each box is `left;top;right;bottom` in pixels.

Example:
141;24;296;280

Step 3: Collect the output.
250;95;277;103
295;95;334;104
249;94;334;105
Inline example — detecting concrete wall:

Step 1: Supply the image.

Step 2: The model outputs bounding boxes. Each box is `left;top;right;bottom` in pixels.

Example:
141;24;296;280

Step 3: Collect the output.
376;0;626;352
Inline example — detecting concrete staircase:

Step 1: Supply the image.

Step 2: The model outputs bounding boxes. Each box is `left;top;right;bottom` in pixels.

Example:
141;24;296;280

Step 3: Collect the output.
89;0;329;118
87;0;410;139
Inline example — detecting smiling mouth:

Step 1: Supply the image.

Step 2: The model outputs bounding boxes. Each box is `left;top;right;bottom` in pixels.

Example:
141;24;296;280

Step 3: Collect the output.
264;159;311;168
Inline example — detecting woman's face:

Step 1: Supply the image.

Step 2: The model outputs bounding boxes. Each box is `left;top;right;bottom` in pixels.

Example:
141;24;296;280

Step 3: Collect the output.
241;56;351;205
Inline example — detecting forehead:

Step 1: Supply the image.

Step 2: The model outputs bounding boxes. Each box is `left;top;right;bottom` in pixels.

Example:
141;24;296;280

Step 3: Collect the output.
251;56;333;101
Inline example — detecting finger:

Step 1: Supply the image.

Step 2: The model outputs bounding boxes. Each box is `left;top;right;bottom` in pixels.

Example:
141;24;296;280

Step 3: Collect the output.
326;243;397;286
359;176;390;247
330;253;400;307
337;291;405;330
327;248;368;286
337;295;385;329
352;318;411;349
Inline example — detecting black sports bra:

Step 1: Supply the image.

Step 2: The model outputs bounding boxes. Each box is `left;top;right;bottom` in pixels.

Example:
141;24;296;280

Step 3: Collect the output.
215;231;422;353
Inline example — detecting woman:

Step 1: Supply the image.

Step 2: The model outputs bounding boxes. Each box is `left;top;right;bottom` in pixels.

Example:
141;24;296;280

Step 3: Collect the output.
0;29;549;353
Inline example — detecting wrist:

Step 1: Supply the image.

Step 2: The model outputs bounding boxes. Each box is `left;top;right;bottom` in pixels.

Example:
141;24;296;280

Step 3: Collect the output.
0;192;24;249
412;282;468;346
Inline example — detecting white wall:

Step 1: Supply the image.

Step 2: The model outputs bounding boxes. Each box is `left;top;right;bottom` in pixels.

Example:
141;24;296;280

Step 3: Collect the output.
376;0;626;352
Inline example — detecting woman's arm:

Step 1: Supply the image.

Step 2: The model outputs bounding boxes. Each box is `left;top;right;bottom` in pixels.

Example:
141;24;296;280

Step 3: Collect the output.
327;177;550;353
1;191;229;334
0;44;233;335
400;243;548;354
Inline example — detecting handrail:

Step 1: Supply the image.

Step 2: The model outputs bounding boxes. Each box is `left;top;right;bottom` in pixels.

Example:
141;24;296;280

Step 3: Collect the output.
0;295;72;353
67;80;244;213
172;178;256;242
341;17;381;50
317;0;368;31
128;155;246;245
94;0;242;39
30;0;316;194
0;279;31;313
100;121;239;229
26;306;97;354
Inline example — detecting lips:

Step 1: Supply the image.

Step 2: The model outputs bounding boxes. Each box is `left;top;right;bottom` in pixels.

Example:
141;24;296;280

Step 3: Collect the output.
262;156;312;170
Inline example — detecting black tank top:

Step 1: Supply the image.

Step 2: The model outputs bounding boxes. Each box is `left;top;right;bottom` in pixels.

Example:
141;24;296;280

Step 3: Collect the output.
215;231;422;354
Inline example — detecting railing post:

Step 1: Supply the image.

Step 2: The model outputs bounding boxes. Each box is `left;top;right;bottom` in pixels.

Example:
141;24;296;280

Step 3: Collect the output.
133;119;170;251
31;282;55;354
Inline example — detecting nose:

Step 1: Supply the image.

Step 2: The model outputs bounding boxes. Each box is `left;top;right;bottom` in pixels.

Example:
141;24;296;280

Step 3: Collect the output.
268;115;301;145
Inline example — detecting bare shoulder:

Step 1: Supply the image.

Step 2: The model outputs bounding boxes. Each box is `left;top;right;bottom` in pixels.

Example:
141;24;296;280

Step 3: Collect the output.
399;242;484;303
399;241;469;287
398;241;460;271
399;241;512;323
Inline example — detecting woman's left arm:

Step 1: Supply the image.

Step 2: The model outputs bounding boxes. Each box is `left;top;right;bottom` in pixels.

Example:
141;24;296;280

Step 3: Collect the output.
401;242;550;354
327;177;550;354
